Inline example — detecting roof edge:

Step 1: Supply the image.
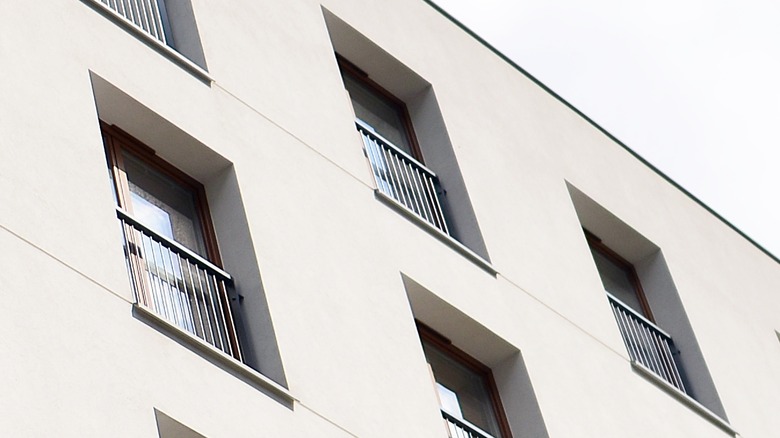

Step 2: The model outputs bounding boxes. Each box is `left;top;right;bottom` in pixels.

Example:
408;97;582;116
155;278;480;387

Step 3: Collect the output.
423;0;779;265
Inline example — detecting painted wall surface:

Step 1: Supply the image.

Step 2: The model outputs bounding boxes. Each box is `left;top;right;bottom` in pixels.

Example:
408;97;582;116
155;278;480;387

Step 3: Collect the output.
0;0;778;437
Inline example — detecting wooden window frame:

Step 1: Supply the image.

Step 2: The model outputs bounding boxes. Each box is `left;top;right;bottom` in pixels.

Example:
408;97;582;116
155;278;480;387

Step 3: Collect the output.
585;230;655;321
417;321;513;438
102;121;223;266
103;122;243;361
336;54;425;163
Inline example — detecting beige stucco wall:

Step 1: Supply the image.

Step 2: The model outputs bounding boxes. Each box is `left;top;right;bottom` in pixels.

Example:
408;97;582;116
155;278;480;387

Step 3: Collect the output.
0;0;777;437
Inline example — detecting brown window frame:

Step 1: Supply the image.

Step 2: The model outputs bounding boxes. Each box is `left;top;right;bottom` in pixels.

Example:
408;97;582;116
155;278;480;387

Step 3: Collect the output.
585;230;655;321
417;321;513;438
103;122;243;361
102;121;223;266
336;54;425;163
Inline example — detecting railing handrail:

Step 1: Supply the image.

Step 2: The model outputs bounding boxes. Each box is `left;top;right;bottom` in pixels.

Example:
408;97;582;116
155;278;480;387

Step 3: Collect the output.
606;292;672;340
441;409;495;438
116;207;232;282
355;119;437;177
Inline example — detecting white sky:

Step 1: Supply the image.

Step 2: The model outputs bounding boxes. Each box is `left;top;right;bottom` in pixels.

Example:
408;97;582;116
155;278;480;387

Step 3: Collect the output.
433;0;780;259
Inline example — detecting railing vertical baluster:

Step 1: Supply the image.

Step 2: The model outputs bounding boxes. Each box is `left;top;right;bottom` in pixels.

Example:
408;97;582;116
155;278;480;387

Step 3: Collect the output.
121;223;140;303
382;145;403;204
362;133;383;190
634;309;658;371
223;279;240;358
391;151;409;209
161;239;185;330
144;0;157;37
356;122;451;235
205;267;225;351
402;161;422;215
115;0;125;17
620;305;640;359
135;0;148;33
420;174;440;229
400;156;415;211
632;313;658;373
213;278;231;356
127;0;139;26
136;0;147;29
650;327;668;379
376;140;395;197
402;158;418;213
183;257;205;340
179;257;196;333
608;294;686;393
412;166;433;224
146;235;166;320
651;331;673;384
148;0;162;41
146;0;158;39
660;337;686;392
367;136;392;198
440;410;495;438
428;175;450;234
117;209;241;361
194;264;211;343
388;151;409;208
149;0;166;43
193;266;214;345
623;307;647;364
205;272;225;352
610;305;635;360
156;237;178;325
98;0;170;45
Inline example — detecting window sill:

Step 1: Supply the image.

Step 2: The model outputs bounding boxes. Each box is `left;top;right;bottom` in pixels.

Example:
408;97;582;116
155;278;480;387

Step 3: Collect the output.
631;361;736;436
82;0;214;85
133;304;295;407
374;190;497;276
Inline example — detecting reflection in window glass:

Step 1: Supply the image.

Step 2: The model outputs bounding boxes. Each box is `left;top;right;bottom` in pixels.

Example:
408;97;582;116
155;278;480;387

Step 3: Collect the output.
342;73;414;155
122;150;207;257
589;246;645;315
423;339;502;437
436;382;463;418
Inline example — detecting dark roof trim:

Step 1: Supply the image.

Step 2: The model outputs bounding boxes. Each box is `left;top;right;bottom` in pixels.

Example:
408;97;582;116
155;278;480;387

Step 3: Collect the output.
423;0;779;264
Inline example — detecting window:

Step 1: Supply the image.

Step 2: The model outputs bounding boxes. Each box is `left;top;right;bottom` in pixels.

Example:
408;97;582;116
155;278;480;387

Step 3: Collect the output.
568;183;729;422
324;10;491;262
104;123;242;361
339;56;422;160
338;56;451;235
586;231;653;319
419;324;512;438
586;231;688;393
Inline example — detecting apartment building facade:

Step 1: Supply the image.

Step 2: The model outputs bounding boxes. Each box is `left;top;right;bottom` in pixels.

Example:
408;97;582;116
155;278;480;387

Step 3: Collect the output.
0;1;778;437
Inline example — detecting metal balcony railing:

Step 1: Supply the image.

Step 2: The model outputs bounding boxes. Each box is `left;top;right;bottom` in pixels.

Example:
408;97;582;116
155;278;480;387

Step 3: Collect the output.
441;410;495;438
357;120;450;235
608;293;686;393
99;0;171;45
117;208;242;361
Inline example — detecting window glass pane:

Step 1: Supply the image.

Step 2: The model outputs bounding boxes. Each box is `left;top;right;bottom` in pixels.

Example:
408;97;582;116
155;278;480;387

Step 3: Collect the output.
423;340;502;437
436;382;463;418
589;247;644;315
342;73;414;155
108;167;118;205
122;150;207;257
